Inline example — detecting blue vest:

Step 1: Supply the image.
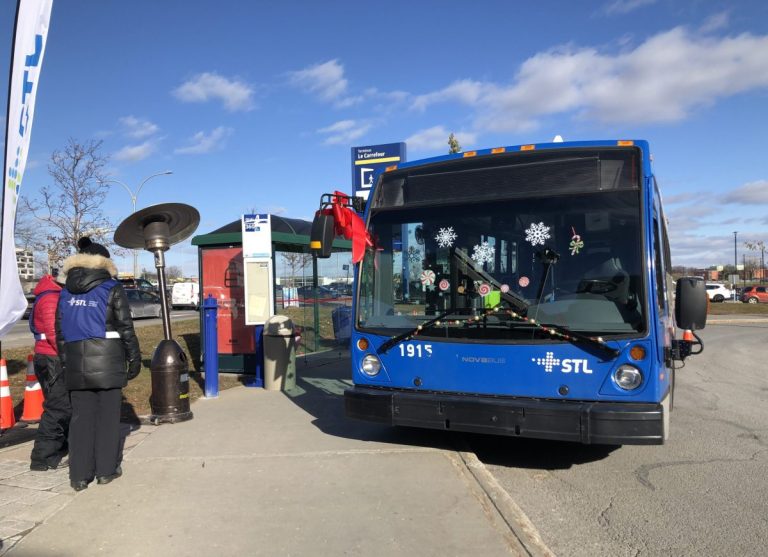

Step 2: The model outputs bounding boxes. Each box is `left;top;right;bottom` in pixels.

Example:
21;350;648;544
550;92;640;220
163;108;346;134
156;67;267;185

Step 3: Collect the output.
59;279;119;342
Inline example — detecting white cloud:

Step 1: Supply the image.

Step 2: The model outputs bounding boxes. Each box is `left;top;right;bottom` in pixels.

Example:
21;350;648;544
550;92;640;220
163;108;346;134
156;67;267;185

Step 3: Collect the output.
288;59;370;108
175;127;233;155
722;180;768;204
699;11;730;34
173;73;254;111
412;80;485;112
317;119;371;145
410;27;768;132
113;141;155;162
404;126;477;152
289;59;348;102
119;115;159;139
601;0;656;16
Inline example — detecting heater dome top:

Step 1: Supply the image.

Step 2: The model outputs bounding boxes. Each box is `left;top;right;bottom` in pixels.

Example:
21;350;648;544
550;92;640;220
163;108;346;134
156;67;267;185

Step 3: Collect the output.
114;202;200;249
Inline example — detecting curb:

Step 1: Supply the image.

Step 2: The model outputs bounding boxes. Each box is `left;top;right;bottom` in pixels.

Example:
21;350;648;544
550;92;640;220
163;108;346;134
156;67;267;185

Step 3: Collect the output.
706;319;768;324
453;445;555;557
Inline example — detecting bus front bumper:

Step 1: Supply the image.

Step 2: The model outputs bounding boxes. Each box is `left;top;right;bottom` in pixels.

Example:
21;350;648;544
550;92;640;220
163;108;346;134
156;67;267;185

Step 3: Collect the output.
345;387;664;445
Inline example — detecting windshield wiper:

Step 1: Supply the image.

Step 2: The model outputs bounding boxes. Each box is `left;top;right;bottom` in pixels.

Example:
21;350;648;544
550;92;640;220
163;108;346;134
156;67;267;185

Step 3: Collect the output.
377;307;469;354
536;321;620;359
485;302;619;359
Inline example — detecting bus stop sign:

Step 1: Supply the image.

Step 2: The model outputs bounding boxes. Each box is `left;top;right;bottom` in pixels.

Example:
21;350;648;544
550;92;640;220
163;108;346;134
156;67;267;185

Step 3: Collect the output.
351;142;406;201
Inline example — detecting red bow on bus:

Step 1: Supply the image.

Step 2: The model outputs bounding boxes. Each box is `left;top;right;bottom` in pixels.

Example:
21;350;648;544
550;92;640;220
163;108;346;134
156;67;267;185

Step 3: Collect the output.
321;191;373;263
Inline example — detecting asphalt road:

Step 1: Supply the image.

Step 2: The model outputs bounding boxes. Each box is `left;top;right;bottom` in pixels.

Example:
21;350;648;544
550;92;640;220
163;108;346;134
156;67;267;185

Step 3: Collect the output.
0;310;199;350
466;322;768;556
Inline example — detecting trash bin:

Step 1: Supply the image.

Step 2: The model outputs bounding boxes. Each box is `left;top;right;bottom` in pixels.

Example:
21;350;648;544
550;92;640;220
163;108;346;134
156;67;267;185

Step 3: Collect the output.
263;315;296;391
332;305;352;342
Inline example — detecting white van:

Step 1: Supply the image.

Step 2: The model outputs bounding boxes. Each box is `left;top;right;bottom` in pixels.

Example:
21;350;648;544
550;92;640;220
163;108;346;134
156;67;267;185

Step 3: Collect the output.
171;282;200;309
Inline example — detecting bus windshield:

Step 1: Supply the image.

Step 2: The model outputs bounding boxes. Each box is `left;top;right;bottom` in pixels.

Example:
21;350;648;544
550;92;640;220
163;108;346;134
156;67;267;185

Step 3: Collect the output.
358;188;646;340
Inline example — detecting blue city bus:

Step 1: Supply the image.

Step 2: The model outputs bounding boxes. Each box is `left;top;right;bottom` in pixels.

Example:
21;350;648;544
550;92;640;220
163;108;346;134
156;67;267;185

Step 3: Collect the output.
312;140;707;445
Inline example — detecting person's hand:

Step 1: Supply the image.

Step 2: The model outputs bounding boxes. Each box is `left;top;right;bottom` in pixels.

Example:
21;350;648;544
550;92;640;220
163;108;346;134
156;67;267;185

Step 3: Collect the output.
127;360;141;380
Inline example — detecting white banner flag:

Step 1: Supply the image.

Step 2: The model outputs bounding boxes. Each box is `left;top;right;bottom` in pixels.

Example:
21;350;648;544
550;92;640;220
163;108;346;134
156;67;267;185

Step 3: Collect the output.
0;0;53;339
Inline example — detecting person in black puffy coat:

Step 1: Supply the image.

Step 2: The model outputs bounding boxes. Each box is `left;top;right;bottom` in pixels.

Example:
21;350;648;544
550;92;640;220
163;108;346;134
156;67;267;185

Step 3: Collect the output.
55;237;141;491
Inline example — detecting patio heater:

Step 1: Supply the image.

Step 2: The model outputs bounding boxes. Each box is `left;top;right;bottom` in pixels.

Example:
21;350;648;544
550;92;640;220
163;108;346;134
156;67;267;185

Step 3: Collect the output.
114;203;200;424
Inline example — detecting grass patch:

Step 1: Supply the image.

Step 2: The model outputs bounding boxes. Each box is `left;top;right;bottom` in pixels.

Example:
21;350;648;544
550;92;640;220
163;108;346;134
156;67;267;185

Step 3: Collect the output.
2;319;241;424
707;302;768;315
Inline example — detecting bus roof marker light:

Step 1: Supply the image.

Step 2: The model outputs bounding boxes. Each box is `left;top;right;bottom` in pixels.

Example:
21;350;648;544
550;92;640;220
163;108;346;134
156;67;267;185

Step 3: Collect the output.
617;140;634;146
462;151;477;158
491;147;506;154
521;144;536;151
385;165;398;172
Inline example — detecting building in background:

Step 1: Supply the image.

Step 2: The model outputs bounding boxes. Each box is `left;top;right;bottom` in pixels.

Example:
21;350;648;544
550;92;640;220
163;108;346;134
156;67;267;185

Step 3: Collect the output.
16;248;34;281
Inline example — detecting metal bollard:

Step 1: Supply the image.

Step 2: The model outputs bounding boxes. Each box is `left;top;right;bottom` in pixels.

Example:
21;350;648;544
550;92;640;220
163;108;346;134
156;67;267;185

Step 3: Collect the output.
203;294;219;398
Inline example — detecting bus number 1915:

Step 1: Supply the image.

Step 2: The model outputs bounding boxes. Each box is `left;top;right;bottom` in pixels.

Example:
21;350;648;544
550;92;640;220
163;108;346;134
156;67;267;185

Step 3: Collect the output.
398;344;433;358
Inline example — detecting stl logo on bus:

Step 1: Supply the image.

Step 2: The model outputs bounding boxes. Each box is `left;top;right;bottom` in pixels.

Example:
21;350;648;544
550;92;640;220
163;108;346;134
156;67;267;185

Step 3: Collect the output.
532;352;594;374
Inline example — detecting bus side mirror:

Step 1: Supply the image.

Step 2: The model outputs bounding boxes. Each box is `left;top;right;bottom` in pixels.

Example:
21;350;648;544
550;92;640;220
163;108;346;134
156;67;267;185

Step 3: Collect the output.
675;277;707;330
310;211;335;258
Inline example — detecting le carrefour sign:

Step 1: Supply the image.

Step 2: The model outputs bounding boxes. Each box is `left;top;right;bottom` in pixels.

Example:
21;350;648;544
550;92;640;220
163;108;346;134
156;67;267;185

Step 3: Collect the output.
351;142;406;201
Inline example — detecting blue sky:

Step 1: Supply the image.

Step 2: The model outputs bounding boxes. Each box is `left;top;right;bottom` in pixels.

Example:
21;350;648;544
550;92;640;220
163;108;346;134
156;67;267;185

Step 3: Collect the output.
2;0;768;276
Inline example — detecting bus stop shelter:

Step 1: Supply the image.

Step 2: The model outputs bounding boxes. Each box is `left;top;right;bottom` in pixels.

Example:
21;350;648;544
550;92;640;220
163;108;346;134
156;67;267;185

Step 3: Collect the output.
191;215;351;374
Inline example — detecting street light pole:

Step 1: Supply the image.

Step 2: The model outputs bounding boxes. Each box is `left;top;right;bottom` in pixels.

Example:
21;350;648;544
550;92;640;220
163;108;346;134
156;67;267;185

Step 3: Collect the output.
733;231;738;301
101;171;173;278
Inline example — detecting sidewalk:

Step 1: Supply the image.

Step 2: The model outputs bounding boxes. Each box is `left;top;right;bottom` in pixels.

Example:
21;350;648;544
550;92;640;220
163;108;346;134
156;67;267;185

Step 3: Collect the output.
1;350;544;556
705;313;768;324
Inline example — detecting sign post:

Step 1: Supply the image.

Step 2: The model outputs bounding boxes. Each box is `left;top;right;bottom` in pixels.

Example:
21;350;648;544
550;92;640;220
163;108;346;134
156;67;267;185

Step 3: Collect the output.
242;214;273;387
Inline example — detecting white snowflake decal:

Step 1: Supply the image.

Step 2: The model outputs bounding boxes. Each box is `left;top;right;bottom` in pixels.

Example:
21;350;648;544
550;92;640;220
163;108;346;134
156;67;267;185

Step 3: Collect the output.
434;227;458;248
407;246;422;262
525;222;551;246
471;241;495;265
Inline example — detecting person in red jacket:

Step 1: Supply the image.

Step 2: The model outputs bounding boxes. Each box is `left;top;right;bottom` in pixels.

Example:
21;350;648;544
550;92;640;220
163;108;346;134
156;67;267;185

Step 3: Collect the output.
29;272;71;471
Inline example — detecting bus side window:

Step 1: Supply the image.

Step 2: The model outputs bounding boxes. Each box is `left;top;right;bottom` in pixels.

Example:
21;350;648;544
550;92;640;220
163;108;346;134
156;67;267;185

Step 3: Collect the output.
653;216;665;312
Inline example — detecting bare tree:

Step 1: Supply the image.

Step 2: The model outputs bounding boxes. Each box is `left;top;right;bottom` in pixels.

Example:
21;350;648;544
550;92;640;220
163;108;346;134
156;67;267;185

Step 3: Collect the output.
166;265;183;280
22;138;115;268
745;240;766;282
280;252;312;285
448;133;462;154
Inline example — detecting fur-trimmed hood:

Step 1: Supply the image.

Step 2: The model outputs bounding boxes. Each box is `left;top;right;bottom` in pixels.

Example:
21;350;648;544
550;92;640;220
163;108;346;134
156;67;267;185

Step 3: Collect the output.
60;253;118;294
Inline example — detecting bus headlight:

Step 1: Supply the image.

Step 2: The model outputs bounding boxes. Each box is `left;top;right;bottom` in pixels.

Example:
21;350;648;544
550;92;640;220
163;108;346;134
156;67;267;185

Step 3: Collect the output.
361;354;382;376
613;364;643;390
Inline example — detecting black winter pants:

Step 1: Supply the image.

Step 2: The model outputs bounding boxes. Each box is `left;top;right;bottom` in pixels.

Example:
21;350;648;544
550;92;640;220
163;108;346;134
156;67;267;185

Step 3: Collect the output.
69;388;122;482
30;355;71;467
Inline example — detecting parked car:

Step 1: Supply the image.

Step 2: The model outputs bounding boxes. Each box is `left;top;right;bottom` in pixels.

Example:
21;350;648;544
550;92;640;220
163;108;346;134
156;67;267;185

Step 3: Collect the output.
328;282;353;296
23;293;36;319
171;281;200;309
705;283;733;303
124;288;163;319
297;285;339;303
119;277;156;292
741;285;768;304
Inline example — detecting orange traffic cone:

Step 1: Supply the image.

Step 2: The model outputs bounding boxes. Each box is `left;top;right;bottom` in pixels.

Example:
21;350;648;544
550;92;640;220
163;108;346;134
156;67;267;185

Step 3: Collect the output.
20;355;44;423
682;329;694;342
0;358;16;430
